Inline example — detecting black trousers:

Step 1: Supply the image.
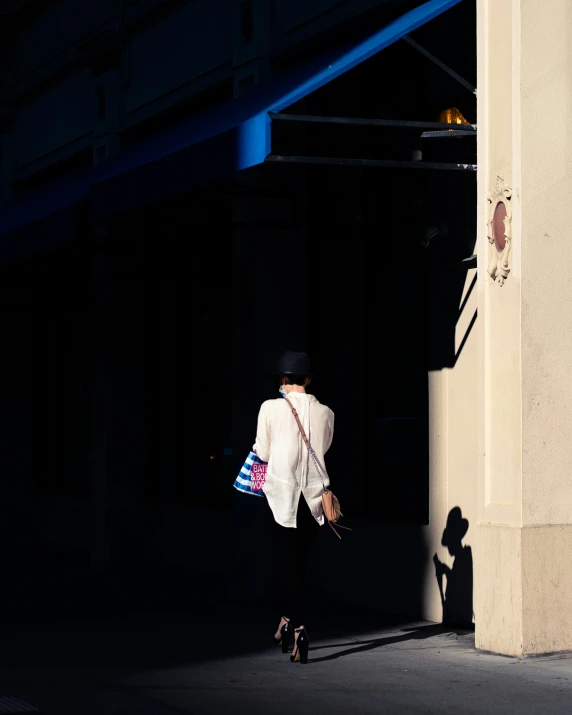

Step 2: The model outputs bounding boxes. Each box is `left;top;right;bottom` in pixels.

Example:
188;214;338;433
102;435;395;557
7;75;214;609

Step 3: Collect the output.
271;496;319;628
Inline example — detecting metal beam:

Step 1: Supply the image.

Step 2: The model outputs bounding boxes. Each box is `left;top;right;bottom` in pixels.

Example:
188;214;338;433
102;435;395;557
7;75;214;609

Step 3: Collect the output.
269;112;476;131
421;130;477;138
265;154;477;172
403;36;477;95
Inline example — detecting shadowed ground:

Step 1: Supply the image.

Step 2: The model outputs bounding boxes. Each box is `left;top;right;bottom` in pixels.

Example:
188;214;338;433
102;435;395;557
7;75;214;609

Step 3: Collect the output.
0;566;570;715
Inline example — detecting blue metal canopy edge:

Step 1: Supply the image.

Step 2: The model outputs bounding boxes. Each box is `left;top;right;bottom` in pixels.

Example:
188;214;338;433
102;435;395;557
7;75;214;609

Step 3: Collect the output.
0;0;463;238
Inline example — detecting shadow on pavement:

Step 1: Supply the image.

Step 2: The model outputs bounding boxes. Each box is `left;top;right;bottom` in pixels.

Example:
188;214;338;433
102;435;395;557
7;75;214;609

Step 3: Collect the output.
308;623;473;663
0;565;472;674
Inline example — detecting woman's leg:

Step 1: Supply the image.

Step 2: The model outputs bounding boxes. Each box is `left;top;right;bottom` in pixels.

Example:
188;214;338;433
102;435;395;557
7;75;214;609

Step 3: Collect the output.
292;497;319;627
270;496;319;627
272;508;297;622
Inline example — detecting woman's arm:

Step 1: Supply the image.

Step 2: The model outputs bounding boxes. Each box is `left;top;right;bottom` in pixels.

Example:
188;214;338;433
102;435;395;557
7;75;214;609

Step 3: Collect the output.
252;401;271;462
324;410;335;453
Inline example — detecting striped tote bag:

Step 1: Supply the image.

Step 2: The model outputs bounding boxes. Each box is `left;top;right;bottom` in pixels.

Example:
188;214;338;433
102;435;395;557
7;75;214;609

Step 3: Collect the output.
233;450;267;497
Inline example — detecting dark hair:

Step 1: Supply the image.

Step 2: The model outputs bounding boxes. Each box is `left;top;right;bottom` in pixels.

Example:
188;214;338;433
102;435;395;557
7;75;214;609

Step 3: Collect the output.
281;374;309;386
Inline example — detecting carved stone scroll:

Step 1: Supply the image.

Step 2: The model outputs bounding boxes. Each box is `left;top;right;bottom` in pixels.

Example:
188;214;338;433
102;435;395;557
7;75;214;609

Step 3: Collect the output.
487;176;513;286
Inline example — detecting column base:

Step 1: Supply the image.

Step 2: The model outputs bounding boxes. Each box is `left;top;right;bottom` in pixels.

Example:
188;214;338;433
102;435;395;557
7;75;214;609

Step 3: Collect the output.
476;523;572;656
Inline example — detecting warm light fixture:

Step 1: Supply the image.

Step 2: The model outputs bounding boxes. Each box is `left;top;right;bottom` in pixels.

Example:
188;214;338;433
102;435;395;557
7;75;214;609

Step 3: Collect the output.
424;107;472;139
439;107;470;125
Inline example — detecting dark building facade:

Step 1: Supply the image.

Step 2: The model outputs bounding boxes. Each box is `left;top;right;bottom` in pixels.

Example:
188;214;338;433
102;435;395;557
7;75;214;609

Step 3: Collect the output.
0;0;477;622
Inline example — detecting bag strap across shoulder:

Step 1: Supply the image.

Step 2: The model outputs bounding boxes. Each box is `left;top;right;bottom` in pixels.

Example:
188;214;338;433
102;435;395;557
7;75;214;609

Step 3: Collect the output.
284;396;351;538
284;396;329;493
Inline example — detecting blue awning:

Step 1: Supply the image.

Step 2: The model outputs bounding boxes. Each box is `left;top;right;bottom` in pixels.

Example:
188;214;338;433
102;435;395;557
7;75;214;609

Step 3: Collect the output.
0;0;462;239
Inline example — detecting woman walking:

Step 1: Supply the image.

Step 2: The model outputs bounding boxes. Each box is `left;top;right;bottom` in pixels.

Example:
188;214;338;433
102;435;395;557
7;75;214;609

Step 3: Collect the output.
253;351;335;664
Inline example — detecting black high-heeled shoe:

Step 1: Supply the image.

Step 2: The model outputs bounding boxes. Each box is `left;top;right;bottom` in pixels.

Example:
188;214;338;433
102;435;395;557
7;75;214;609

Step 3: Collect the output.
280;620;293;654
290;627;309;664
273;617;292;653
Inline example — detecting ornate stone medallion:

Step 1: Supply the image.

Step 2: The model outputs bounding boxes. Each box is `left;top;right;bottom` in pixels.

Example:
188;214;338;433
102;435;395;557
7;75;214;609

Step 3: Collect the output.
487;176;513;286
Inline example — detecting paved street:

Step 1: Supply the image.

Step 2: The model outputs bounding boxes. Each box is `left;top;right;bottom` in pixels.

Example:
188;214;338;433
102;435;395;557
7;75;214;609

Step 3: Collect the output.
1;571;572;714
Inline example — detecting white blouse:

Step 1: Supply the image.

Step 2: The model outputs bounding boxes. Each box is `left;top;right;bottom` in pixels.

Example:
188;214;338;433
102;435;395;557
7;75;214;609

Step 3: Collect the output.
253;392;335;528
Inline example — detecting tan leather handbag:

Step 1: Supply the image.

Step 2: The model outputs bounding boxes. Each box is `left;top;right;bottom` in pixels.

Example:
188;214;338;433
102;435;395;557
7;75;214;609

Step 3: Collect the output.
284;397;350;539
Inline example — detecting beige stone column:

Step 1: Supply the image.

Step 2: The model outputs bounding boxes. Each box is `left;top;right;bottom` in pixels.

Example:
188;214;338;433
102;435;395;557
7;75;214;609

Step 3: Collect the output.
476;0;572;656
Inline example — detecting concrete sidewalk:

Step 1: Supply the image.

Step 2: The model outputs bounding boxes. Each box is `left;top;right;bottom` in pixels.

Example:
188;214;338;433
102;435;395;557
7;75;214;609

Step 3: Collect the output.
0;575;571;714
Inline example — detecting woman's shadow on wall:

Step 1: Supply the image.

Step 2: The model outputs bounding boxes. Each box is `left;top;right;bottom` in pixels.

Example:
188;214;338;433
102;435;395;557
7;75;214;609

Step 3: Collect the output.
307;506;474;664
433;506;473;627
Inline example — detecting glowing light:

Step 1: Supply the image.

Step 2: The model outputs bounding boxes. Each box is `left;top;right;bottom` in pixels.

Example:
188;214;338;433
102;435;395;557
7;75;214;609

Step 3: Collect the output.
439;107;470;125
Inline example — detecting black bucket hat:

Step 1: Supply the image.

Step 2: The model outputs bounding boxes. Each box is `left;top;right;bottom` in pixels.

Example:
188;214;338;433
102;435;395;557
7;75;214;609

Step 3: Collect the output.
441;507;469;547
271;351;314;377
